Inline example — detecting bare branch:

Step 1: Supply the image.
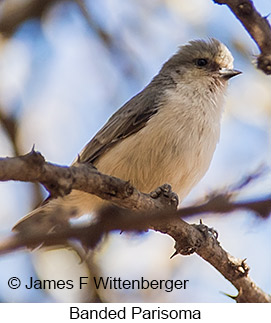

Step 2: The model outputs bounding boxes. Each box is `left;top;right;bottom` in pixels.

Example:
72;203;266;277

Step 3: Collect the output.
0;150;271;217
213;0;271;74
74;0;113;47
0;151;270;302
0;150;169;210
0;204;270;303
0;0;61;37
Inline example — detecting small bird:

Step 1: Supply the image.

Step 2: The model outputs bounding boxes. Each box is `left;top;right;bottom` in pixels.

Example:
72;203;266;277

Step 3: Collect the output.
13;38;241;235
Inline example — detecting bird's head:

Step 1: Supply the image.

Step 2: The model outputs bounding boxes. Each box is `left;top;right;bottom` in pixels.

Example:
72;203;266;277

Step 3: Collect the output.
160;38;241;84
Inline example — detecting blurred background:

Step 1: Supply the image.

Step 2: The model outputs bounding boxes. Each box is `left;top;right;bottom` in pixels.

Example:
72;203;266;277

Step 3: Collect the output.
0;0;270;302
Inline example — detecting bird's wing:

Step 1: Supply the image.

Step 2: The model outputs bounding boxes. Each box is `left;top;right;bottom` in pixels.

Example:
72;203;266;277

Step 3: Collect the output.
78;87;159;164
13;89;160;233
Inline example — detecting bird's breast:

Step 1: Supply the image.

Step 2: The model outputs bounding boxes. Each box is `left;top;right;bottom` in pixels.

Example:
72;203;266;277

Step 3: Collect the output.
96;96;222;201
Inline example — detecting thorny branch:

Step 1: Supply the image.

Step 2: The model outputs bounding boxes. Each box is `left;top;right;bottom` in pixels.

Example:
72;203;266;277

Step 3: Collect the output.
0;151;270;302
213;0;271;74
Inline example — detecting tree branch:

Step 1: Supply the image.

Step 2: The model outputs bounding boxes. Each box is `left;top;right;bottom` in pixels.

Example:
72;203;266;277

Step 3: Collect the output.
213;0;271;74
0;150;170;210
0;150;270;302
0;150;270;215
0;0;61;37
0;204;270;302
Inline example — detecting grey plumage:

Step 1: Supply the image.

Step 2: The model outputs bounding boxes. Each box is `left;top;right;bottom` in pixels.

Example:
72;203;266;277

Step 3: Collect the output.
13;38;241;235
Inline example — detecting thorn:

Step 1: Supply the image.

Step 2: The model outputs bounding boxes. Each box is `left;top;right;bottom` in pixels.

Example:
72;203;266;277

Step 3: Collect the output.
240;258;250;274
77;154;81;163
170;250;178;259
199;219;203;224
31;144;36;153
220;291;238;300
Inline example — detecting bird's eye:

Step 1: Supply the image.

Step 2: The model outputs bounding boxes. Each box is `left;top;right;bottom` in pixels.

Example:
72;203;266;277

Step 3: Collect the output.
196;58;208;67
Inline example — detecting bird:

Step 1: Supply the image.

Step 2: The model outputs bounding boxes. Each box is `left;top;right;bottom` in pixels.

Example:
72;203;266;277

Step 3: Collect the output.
13;38;241;235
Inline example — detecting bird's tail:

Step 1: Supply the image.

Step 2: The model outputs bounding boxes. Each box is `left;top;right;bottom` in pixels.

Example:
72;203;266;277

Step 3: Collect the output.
12;200;76;236
12;190;103;236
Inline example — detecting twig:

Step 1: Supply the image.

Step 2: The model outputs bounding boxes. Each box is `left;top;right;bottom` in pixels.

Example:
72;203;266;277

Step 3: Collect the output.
74;0;113;47
0;0;60;37
213;0;271;74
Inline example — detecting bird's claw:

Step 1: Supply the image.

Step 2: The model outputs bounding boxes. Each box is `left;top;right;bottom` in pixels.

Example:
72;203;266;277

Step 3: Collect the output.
150;183;179;209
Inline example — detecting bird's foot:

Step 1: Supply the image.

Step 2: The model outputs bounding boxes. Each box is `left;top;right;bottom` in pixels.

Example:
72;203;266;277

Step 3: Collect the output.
171;220;219;258
150;183;179;209
192;220;218;240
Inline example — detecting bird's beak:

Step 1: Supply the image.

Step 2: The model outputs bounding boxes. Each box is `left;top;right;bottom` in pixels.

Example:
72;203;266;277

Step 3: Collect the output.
219;68;242;80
